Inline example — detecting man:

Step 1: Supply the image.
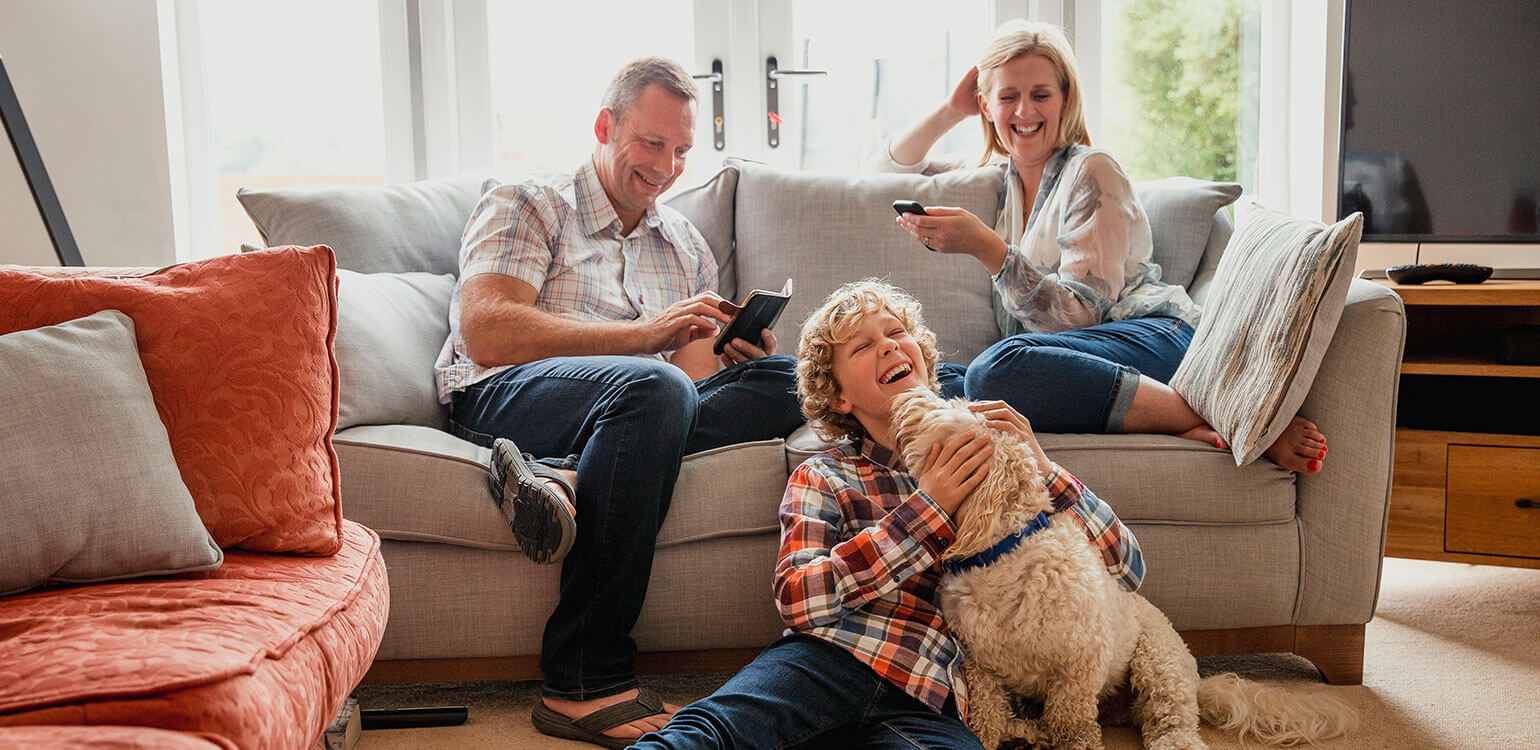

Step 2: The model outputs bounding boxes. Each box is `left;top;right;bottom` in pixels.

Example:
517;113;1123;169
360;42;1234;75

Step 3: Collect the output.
434;58;803;748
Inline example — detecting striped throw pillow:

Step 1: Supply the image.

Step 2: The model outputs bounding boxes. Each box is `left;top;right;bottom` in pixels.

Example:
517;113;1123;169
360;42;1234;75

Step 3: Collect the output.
1171;204;1363;465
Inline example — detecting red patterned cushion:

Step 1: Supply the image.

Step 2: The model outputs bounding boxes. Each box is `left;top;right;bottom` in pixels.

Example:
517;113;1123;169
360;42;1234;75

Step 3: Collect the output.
0;246;342;554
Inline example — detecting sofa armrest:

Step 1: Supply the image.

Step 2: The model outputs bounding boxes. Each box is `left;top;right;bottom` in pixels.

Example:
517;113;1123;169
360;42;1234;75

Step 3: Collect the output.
1293;278;1406;625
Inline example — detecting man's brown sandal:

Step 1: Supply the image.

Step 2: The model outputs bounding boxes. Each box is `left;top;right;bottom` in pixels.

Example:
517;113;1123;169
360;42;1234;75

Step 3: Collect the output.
489;438;577;565
530;689;667;749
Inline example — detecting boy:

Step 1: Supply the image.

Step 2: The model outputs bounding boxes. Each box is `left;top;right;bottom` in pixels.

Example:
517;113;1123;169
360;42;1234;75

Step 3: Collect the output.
629;280;1144;749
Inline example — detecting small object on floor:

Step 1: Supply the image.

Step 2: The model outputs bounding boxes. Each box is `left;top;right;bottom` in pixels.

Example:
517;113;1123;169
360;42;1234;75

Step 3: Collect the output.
1385;262;1493;284
360;705;469;730
322;697;361;750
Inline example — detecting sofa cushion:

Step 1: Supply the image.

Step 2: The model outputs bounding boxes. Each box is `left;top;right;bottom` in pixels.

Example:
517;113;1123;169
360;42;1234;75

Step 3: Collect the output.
0;727;237;750
0;521;387;750
335;269;455;431
334;426;786;552
1171;204;1364;465
730;159;1005;363
1133;177;1242;289
238;172;490;275
666;165;741;300
0;247;343;554
0;310;223;596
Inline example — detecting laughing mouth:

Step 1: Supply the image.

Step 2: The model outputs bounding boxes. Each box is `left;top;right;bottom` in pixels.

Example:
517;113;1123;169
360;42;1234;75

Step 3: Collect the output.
880;362;914;384
1011;123;1043;136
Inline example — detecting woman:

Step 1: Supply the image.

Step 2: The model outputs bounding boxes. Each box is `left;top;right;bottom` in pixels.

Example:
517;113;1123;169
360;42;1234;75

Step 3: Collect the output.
877;19;1326;473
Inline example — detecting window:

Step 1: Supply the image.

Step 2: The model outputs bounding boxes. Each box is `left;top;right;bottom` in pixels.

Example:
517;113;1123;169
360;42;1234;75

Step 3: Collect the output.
483;0;700;187
194;0;385;254
788;0;991;173
1094;0;1261;191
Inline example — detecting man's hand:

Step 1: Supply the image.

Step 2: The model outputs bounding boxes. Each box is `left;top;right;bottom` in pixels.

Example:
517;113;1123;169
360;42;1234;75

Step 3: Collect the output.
638;291;733;355
916;430;993;518
718;327;778;368
968;400;1051;472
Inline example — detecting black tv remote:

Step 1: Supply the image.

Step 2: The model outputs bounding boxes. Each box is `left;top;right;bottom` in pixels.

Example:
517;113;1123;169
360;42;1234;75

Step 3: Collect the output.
1385;263;1494;285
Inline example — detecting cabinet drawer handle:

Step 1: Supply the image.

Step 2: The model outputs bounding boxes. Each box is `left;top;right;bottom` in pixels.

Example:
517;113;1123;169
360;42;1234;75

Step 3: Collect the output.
1518;499;1539;509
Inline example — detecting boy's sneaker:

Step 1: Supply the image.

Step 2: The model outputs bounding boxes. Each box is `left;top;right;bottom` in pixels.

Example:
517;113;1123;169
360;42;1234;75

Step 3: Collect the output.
489;438;577;565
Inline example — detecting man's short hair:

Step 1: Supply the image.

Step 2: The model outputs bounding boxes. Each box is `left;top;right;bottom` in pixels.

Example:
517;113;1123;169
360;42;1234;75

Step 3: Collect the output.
796;279;941;443
601;57;699;122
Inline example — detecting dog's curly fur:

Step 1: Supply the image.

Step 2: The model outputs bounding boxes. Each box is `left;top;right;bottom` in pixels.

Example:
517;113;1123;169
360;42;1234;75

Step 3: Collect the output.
890;389;1356;750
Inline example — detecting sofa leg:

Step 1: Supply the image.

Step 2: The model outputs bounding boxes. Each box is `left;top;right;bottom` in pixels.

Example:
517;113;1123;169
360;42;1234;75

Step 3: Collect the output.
1294;623;1365;684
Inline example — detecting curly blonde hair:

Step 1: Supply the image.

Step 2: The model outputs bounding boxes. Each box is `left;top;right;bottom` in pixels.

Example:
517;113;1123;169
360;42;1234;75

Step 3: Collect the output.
796;280;941;443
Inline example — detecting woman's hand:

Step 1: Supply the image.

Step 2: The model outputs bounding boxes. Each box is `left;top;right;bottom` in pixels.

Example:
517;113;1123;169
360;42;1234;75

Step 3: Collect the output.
916;429;994;518
944;66;981;120
895;207;1009;274
967;400;1052;474
718;328;777;368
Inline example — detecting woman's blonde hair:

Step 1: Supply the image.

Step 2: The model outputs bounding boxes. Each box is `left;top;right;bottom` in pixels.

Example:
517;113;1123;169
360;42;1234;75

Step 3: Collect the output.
976;19;1090;165
796;280;941;443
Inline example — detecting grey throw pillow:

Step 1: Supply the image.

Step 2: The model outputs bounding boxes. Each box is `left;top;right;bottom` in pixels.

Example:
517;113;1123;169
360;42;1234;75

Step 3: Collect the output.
335;269;456;431
237;172;491;276
1133;177;1243;289
1171;204;1364;465
730;158;1005;363
666;165;741;300
0;310;223;596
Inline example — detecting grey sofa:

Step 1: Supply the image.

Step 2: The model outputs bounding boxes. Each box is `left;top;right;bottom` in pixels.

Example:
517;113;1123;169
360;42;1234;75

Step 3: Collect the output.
238;159;1405;687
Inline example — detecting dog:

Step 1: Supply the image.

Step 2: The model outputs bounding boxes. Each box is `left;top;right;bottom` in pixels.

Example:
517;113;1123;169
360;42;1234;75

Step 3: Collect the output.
890;388;1356;750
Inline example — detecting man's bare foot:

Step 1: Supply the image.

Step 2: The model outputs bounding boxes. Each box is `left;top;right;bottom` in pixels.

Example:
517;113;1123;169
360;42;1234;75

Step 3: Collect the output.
542;689;681;743
543;469;578;518
1177;423;1227;449
1264;416;1327;474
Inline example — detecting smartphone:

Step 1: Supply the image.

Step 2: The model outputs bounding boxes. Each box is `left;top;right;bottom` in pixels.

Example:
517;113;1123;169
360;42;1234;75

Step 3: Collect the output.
713;279;793;355
892;199;929;216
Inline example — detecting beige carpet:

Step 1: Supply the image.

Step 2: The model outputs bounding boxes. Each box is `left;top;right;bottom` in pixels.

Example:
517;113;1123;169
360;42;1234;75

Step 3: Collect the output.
354;557;1540;749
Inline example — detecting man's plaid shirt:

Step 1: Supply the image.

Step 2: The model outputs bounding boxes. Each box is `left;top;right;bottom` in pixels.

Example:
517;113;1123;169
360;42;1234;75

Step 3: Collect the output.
773;437;1144;715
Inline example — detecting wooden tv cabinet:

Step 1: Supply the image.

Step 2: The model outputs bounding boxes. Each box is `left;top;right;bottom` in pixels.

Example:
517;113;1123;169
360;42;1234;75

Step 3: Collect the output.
1378;279;1540;569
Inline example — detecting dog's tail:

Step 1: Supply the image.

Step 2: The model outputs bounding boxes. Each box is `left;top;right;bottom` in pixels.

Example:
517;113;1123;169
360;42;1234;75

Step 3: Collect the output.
1197;672;1358;746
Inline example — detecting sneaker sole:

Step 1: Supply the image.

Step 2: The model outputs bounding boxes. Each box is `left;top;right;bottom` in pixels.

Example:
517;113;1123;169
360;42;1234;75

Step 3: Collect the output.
491;442;577;565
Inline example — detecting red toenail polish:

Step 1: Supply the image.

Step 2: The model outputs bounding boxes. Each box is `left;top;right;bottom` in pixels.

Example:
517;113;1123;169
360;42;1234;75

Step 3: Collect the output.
1308;459;1320;472
1317;450;1326;459
1215;439;1223;448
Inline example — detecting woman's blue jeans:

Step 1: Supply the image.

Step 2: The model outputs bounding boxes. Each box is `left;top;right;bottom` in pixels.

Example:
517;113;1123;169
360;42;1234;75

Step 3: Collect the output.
449;354;802;701
941;316;1193;434
631;634;983;750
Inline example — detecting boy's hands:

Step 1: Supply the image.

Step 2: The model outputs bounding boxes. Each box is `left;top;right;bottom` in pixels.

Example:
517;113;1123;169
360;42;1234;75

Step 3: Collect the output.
916;430;993;518
967;400;1052;471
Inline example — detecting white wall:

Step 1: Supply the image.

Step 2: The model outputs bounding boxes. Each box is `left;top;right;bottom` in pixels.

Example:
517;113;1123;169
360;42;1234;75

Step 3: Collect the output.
0;0;176;267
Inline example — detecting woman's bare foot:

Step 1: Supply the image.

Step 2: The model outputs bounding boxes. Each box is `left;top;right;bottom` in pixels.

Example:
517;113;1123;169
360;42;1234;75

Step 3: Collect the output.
1177;423;1227;449
542;689;681;743
1264;416;1328;474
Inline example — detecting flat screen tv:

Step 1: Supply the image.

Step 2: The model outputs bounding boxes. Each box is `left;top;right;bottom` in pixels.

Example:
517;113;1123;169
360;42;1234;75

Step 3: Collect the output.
1337;0;1540;248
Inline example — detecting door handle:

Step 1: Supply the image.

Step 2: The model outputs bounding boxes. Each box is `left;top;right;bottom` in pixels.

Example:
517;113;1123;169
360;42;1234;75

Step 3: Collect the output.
765;56;827;148
692;59;725;151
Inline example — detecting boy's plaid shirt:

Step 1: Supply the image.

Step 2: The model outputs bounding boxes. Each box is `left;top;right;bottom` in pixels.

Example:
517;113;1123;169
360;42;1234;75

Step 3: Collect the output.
773;437;1144;715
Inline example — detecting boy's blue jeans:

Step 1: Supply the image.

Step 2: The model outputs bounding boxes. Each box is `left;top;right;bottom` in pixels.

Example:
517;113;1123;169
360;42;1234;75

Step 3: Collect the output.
631;634;983;750
449;354;802;701
939;316;1193;433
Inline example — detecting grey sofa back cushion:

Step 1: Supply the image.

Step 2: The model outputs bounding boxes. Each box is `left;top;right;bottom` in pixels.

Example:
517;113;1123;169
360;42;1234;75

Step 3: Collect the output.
1132;177;1242;290
335;269;456;431
731;160;1006;364
666;166;741;301
237;172;490;275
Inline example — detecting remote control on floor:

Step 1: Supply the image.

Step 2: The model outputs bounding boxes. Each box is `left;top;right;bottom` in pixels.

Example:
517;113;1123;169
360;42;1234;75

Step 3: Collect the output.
1385;263;1494;285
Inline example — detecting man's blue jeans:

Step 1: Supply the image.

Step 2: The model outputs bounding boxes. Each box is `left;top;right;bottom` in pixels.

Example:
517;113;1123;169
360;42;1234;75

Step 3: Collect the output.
631;634;983;750
941;316;1193;434
449;354;802;701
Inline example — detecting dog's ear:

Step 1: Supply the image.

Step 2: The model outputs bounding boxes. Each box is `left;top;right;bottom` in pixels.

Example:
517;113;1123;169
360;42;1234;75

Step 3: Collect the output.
891;387;943;468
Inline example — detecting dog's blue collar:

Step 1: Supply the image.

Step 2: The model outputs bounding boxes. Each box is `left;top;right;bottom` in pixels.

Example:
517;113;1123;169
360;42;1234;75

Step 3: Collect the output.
945;511;1052;575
